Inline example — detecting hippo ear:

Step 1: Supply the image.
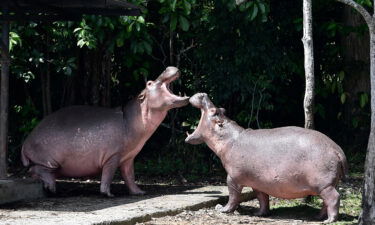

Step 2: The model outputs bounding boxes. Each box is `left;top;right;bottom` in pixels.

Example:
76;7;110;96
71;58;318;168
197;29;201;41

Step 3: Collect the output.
138;90;146;102
209;108;218;115
219;108;226;115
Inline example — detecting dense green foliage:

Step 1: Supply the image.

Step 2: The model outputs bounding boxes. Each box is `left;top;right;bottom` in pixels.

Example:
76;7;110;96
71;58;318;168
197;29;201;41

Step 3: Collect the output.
4;0;370;178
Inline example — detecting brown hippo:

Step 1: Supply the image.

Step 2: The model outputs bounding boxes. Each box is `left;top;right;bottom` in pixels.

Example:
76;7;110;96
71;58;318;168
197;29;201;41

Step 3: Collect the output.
185;93;348;223
21;67;189;197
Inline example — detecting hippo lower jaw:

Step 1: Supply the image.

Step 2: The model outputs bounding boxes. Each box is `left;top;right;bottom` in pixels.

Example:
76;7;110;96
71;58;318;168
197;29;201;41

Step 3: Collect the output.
185;131;204;145
172;96;190;108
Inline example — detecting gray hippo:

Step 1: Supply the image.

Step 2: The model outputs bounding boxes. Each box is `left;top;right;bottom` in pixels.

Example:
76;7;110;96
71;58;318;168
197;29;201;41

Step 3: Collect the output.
185;93;348;223
21;67;189;197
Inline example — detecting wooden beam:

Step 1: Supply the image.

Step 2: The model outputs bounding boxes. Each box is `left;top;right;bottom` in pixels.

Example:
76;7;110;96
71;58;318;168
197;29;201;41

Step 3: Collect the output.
0;6;10;179
0;14;81;22
0;7;141;21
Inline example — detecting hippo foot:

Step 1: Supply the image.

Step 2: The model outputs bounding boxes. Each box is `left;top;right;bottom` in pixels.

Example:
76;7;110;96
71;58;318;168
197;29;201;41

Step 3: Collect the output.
253;209;270;217
129;189;146;196
315;213;327;221
43;182;56;194
323;217;337;224
101;192;115;198
215;204;236;213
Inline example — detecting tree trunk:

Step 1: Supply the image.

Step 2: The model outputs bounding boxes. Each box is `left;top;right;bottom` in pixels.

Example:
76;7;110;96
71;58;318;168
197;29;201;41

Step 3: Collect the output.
100;51;111;107
335;0;375;224
342;6;370;139
0;12;10;179
302;0;315;129
360;28;375;225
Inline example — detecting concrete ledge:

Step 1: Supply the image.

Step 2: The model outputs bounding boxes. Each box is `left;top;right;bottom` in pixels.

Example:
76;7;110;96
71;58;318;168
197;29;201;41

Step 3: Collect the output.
0;179;45;204
0;185;255;225
103;189;256;225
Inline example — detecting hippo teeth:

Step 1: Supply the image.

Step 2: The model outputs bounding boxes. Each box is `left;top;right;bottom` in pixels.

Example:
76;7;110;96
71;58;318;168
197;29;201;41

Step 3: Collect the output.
186;131;191;136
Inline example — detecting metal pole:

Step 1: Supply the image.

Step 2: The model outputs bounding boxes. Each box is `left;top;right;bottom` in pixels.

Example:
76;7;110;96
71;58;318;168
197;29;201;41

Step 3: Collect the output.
0;6;10;179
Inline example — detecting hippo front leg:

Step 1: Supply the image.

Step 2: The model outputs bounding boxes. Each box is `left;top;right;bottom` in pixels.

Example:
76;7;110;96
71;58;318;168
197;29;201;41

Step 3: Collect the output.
120;159;145;195
216;175;243;213
100;156;119;197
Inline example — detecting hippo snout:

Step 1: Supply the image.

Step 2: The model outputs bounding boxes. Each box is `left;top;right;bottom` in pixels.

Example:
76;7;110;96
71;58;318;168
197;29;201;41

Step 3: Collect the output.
189;93;208;108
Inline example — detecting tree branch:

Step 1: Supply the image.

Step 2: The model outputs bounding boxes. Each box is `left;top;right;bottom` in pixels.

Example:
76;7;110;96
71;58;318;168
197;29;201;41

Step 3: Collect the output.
336;0;373;27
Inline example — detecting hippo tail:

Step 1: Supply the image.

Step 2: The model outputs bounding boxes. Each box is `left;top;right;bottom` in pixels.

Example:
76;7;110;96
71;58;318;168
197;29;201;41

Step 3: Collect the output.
21;145;30;167
338;150;349;182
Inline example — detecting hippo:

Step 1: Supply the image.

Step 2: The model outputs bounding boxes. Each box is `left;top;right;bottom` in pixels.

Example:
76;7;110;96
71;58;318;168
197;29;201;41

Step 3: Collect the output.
185;93;348;223
21;67;189;197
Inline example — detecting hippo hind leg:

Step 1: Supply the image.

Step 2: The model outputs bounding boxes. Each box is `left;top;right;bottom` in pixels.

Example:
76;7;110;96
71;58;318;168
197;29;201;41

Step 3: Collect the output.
319;185;340;223
253;189;270;216
29;165;56;193
216;175;243;213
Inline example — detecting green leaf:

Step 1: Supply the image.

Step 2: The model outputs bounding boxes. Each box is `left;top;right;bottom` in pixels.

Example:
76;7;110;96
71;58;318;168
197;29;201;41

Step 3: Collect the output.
170;14;178;31
127;22;134;32
340;93;346;104
77;39;85;48
116;38;124;47
184;0;192;15
143;42;152;55
171;0;177;11
258;2;266;14
73;27;82;33
239;4;247;12
250;4;258;21
360;93;368;108
137;16;145;24
179;15;190;31
182;121;190;127
339;71;345;81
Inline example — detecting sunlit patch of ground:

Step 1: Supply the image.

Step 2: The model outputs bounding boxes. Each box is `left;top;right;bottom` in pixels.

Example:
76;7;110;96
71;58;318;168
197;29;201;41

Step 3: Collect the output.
139;177;361;225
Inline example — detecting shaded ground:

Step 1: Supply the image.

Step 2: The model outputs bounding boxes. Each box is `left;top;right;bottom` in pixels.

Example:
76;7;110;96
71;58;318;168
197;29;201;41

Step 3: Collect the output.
0;179;253;225
137;177;362;225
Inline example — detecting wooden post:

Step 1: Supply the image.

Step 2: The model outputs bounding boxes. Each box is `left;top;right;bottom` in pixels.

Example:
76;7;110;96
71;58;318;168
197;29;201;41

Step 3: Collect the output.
0;6;10;179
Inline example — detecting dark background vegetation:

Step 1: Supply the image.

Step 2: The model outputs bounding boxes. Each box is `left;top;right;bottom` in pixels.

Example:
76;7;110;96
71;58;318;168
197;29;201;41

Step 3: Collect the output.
5;0;370;180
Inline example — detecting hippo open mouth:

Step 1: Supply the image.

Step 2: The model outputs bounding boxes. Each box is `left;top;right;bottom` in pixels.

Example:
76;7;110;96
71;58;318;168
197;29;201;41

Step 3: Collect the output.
185;93;214;145
151;67;189;108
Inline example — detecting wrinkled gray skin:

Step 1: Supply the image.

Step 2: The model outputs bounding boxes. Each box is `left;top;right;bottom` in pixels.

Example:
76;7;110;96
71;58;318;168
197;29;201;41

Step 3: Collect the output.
22;67;189;197
185;93;348;223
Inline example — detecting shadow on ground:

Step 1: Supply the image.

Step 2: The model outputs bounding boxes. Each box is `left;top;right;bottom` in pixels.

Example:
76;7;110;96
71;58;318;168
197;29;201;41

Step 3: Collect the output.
0;180;205;212
236;203;357;223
